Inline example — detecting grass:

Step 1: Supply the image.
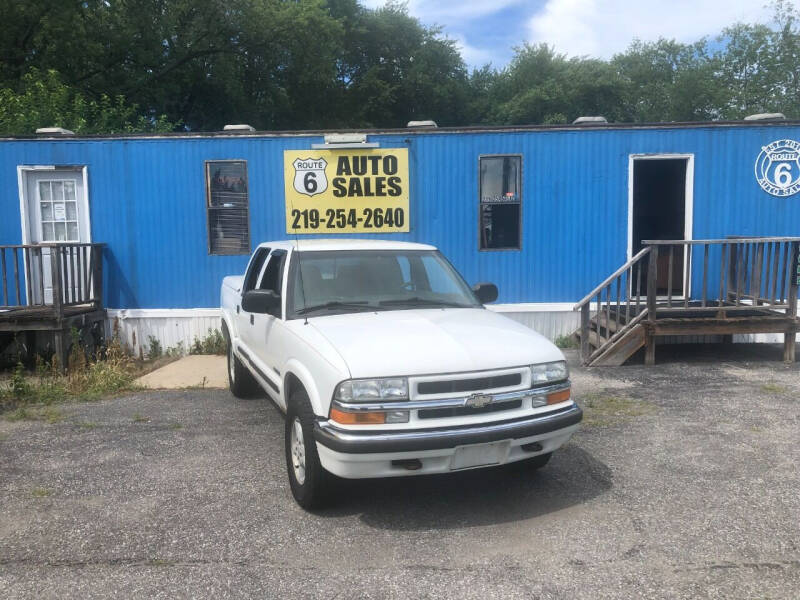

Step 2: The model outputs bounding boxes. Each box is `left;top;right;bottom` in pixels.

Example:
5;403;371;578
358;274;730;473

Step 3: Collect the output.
189;328;226;355
132;413;150;423
147;558;176;567
5;405;65;423
1;331;140;421
169;423;183;430
761;383;787;394
580;392;655;427
554;334;578;349
31;487;52;498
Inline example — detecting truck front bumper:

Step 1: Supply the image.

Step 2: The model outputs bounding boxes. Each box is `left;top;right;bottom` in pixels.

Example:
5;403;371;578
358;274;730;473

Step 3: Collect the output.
313;403;582;479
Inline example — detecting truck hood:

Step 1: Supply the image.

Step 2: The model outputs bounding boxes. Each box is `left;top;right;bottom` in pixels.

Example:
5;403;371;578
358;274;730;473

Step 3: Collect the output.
307;308;563;378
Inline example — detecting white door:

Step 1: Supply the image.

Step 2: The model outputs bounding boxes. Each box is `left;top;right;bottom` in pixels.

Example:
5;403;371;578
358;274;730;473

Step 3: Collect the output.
23;169;91;304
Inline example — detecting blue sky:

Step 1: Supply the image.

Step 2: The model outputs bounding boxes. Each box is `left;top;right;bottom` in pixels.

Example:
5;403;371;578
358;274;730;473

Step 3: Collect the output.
362;0;779;69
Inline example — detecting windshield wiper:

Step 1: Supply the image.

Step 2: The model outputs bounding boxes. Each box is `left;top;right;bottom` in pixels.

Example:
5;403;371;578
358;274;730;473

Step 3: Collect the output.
378;297;472;308
295;301;378;315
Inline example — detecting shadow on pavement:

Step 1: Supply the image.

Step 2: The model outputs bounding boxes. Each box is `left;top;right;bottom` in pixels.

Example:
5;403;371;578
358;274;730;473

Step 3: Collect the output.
317;443;611;531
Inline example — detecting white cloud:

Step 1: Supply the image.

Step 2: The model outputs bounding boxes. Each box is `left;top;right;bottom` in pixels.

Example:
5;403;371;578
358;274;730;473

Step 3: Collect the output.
451;34;497;67
361;0;525;24
528;0;773;58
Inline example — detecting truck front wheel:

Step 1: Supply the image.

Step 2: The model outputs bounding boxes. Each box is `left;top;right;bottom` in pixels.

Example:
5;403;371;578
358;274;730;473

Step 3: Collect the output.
285;389;332;509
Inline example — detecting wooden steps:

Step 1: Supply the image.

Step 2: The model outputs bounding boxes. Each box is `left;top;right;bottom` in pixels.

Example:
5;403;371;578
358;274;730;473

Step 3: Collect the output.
575;309;646;366
590;324;646;366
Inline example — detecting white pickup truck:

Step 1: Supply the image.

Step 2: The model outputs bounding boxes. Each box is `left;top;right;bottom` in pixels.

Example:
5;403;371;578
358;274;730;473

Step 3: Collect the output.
220;239;582;508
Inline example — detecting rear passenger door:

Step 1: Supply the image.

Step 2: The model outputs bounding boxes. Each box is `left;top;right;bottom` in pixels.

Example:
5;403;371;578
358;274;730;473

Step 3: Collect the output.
236;247;269;345
241;249;287;399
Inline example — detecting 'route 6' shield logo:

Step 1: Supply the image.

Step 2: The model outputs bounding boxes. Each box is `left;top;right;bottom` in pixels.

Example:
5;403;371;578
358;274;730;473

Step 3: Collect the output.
292;158;328;197
755;139;800;197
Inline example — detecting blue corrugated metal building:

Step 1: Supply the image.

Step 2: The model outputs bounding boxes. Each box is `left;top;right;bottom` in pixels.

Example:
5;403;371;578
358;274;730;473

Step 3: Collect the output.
2;120;799;350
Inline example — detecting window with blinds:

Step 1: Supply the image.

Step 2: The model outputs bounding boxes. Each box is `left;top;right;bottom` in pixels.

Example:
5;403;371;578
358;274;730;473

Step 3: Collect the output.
206;160;250;255
479;155;522;250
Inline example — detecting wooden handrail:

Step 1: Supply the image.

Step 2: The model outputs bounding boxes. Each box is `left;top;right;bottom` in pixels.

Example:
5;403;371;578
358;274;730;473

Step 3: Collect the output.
0;242;106;249
574;246;651;310
643;237;800;245
0;242;104;312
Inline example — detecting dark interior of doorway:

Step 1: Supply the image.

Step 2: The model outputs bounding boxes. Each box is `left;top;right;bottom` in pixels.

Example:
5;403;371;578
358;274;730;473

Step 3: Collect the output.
632;158;687;296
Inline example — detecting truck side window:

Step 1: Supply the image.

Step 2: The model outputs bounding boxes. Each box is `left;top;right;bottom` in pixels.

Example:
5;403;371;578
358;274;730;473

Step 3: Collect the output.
243;247;270;292
259;250;286;295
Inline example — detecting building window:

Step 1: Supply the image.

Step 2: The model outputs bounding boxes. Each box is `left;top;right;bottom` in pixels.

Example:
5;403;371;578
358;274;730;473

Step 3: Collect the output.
479;155;521;250
206;160;250;255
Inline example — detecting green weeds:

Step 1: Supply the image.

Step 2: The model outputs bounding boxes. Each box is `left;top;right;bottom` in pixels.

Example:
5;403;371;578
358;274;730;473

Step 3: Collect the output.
580;392;655;427
1;331;138;419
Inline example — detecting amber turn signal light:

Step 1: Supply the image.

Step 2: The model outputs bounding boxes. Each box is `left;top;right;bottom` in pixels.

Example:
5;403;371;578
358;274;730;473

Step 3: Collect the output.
546;388;571;405
330;408;385;425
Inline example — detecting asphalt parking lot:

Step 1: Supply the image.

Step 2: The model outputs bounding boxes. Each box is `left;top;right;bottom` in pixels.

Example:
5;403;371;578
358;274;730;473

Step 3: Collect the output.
1;344;799;599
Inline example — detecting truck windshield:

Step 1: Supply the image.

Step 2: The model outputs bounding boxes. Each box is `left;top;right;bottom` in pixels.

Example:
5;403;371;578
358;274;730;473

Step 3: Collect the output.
287;250;481;318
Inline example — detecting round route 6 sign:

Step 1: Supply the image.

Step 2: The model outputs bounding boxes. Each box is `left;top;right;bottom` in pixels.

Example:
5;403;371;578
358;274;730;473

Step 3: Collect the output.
755;139;800;197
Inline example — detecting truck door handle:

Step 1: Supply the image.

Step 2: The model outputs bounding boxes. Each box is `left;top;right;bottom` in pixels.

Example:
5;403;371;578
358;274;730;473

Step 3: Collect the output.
250;314;254;325
236;305;240;314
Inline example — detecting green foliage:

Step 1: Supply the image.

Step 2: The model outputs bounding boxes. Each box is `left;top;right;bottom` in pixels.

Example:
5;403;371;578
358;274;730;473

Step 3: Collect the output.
554;335;578;349
0;0;797;131
0;68;174;135
147;337;163;360
189;329;226;355
1;334;137;415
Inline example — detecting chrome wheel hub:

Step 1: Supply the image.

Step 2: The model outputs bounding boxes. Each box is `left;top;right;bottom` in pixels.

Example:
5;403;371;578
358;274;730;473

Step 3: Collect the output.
228;345;235;383
290;418;306;485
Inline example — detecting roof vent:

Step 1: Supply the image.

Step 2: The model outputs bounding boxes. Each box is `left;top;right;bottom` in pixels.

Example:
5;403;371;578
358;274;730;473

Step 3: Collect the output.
572;116;608;125
323;133;367;144
35;127;75;136
744;112;786;121
223;124;255;132
312;132;378;149
407;120;438;128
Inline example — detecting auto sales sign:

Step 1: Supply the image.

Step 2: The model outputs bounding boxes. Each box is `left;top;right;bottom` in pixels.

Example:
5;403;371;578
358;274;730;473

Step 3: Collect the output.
284;148;410;233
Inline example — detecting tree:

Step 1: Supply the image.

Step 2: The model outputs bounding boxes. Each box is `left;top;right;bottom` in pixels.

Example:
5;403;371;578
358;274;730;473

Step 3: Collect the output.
612;39;726;122
487;44;626;125
0;68;173;134
716;1;800;118
332;1;470;127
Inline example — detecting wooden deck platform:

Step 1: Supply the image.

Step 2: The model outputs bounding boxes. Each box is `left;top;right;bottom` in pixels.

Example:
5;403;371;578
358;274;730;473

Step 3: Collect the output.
0;243;105;368
575;238;799;366
0;304;103;329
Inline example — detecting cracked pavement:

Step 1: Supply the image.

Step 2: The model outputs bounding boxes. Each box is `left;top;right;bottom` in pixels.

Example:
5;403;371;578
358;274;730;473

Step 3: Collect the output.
1;344;799;599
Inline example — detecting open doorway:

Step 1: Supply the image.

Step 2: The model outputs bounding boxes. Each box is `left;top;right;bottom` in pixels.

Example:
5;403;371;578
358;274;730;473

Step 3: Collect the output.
629;155;692;297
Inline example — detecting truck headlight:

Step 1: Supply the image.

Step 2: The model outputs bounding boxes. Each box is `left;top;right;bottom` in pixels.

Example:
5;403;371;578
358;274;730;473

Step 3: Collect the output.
530;361;568;385
335;378;409;402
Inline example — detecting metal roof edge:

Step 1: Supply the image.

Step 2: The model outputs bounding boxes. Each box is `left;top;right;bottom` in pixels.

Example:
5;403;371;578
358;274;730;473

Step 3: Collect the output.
2;119;800;142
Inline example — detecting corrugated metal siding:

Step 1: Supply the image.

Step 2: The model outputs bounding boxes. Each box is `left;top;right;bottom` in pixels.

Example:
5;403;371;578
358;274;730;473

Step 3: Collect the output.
1;123;799;309
107;310;221;356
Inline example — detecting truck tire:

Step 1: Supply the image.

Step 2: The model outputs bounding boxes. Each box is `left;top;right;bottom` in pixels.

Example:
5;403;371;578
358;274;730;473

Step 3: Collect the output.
285;388;332;509
227;336;258;398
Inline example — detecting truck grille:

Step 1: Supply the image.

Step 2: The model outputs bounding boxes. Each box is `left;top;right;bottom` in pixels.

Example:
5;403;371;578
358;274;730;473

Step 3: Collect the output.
416;373;521;395
418;398;523;419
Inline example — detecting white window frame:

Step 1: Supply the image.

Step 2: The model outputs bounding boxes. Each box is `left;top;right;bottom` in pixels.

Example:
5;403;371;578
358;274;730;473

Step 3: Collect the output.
16;165;91;304
17;165;91;245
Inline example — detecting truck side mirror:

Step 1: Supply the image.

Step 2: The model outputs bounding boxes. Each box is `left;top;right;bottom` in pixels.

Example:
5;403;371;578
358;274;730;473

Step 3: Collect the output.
472;282;498;304
242;289;281;315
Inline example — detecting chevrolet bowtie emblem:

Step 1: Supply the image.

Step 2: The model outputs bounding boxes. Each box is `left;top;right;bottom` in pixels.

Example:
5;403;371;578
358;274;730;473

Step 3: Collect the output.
464;393;493;409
